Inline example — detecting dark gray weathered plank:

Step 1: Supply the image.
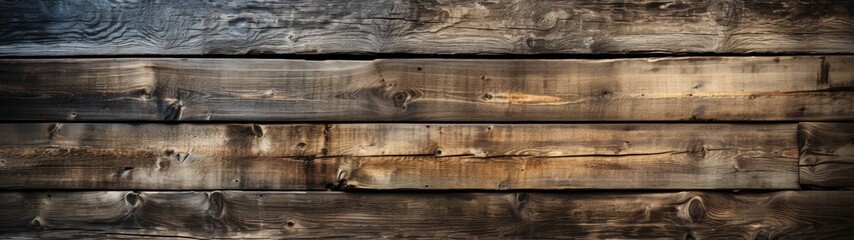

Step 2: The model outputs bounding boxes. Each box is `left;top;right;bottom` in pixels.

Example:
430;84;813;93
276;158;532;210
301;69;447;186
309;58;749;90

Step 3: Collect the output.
0;191;852;239
0;0;851;55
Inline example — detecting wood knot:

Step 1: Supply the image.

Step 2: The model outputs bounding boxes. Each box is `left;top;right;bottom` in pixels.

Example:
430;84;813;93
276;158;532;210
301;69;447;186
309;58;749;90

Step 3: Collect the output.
393;92;408;103
708;0;741;27
48;123;63;140
125;192;140;206
687;198;705;223
514;193;533;221
687;142;708;161
536;11;560;29
251;124;264;138
163;102;183;121
208;192;224;218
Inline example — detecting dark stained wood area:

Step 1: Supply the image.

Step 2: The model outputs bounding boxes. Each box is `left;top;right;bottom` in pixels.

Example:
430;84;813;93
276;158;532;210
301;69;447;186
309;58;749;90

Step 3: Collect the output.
0;123;798;190
0;0;851;56
1;191;852;239
1;56;852;122
800;122;854;188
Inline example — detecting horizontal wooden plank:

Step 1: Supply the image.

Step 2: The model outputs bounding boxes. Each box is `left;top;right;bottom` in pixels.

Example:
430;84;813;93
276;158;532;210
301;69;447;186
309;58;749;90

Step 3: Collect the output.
0;123;799;190
799;122;854;188
0;0;851;55
1;56;852;121
0;191;852;238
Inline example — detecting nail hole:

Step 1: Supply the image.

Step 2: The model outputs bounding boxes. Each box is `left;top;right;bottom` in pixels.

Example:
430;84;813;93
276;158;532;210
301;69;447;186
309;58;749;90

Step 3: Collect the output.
417;67;422;71
435;149;443;156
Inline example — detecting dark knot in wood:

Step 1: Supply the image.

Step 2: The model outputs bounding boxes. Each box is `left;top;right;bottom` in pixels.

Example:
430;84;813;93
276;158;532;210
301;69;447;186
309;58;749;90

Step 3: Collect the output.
393;92;408;103
125;192;139;206
208;192;224;218
688;198;705;223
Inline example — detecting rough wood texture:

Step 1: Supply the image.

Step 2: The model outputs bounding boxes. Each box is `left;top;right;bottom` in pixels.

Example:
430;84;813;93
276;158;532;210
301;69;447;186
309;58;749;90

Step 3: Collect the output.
0;0;852;55
0;191;852;238
1;56;852;121
0;123;798;190
800;122;854;188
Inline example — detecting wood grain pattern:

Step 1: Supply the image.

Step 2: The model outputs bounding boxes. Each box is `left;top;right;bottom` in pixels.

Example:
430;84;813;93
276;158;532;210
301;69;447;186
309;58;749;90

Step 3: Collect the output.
1;56;852;121
0;0;851;55
800;122;854;188
0;191;852;238
0;123;798;190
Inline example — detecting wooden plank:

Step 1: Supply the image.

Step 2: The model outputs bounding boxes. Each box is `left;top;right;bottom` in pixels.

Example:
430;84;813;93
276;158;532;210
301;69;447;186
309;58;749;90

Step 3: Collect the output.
0;123;330;190
799;122;854;188
1;56;852;121
0;191;852;238
329;124;798;189
827;56;854;88
0;123;799;190
0;0;851;55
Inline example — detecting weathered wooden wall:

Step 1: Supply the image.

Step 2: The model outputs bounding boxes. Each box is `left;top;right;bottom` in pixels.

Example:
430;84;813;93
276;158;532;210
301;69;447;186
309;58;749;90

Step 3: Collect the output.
1;0;852;239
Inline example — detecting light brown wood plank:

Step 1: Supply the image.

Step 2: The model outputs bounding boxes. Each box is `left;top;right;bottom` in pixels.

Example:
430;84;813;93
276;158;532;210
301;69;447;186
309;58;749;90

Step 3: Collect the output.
799;122;854;188
330;124;798;189
0;123;799;190
0;191;852;238
0;0;851;55
1;56;851;121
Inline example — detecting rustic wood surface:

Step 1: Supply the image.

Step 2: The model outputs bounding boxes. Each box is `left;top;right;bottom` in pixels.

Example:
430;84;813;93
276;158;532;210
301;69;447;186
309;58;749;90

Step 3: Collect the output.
1;56;852;121
0;123;799;190
800;122;854;188
0;0;852;56
0;191;852;239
